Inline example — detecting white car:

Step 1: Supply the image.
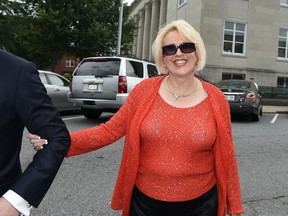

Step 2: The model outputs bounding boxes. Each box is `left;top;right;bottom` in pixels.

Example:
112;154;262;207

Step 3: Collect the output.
39;70;79;112
68;56;161;119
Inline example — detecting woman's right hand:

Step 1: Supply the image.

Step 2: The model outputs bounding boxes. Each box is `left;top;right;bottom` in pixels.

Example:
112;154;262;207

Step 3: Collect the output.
26;132;48;151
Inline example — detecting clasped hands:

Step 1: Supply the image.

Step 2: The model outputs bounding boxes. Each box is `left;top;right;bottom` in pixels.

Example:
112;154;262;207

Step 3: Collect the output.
26;133;48;151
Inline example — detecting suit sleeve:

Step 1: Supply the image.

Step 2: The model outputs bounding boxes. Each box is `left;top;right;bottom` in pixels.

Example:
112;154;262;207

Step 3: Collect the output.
10;62;71;207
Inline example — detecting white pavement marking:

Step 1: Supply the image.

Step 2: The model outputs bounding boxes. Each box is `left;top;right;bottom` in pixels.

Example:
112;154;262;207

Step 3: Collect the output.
62;113;114;121
63;115;84;121
270;113;279;124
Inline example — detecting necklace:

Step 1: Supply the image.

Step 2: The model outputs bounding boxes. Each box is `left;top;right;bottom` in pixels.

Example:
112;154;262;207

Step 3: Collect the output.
166;77;199;101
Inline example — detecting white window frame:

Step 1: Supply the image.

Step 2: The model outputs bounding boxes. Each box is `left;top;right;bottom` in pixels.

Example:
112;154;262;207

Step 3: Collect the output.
223;21;247;56
278;28;288;60
280;0;288;7
65;59;75;67
178;0;187;8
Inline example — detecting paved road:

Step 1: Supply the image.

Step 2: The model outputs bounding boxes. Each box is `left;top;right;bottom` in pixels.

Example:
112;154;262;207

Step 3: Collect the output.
232;113;288;216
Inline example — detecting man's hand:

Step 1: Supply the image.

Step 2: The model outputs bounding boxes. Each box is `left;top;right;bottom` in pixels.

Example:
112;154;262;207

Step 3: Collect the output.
26;132;48;151
0;197;21;216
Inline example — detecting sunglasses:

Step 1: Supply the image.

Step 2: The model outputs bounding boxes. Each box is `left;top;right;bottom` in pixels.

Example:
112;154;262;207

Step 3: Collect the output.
162;42;196;56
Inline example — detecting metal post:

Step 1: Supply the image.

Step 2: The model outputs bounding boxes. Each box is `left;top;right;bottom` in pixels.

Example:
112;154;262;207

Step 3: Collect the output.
117;0;124;55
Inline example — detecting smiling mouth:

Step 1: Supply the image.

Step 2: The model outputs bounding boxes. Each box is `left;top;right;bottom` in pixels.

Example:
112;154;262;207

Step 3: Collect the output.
174;60;187;65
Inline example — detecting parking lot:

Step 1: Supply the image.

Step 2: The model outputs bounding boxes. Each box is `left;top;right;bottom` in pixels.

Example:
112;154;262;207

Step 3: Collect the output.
231;111;288;216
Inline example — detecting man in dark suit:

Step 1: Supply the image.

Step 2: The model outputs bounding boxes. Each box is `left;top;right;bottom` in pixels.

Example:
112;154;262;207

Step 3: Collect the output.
0;50;71;215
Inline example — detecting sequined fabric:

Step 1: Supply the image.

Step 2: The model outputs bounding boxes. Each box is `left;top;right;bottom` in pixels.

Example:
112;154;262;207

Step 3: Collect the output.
67;75;244;216
136;95;217;202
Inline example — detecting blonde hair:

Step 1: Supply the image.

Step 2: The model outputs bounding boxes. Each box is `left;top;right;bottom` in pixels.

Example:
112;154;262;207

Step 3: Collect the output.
152;20;206;73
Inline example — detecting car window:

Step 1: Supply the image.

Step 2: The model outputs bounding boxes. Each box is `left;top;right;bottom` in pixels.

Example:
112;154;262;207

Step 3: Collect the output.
218;81;250;89
147;64;159;77
48;74;69;87
74;58;121;76
126;60;143;78
39;73;48;84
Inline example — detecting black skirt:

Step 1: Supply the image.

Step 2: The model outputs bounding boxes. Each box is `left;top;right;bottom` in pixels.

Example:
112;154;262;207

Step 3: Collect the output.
129;185;218;216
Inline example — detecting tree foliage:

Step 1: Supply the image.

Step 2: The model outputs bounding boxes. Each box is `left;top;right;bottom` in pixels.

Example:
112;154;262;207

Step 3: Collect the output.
0;0;136;70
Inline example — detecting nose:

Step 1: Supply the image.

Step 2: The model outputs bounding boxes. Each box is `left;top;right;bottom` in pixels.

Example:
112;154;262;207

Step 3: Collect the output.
175;47;184;56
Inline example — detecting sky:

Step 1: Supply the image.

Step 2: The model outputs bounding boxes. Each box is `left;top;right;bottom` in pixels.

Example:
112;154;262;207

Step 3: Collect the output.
124;0;134;6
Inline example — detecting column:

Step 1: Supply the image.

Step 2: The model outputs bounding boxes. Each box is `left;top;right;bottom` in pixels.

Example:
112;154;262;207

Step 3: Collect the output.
133;16;139;57
149;0;160;61
142;3;152;61
159;0;167;28
136;10;144;59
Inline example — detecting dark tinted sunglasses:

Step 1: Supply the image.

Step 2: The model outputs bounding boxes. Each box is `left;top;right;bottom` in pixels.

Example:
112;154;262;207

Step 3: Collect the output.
162;42;196;56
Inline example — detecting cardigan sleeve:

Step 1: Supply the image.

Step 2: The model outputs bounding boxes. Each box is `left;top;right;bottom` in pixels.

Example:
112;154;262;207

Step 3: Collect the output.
218;94;244;214
67;117;125;157
66;81;143;157
203;80;244;215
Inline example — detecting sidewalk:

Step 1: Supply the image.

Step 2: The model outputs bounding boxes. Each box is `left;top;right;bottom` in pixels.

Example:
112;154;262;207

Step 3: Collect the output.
263;105;288;113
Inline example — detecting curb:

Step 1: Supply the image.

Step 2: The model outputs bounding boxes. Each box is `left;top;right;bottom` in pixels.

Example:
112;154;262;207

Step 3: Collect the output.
263;106;288;113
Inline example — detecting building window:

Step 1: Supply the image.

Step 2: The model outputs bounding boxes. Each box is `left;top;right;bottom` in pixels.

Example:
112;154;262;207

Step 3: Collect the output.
281;0;288;6
178;0;187;7
223;21;246;56
66;59;75;67
222;73;245;80
278;29;288;59
277;77;288;88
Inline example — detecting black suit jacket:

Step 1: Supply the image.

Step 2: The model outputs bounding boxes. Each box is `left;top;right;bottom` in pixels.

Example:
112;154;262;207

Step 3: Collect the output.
0;50;71;207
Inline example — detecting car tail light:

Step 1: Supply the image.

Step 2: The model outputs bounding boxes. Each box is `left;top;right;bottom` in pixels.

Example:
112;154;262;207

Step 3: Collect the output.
246;92;256;99
118;76;127;93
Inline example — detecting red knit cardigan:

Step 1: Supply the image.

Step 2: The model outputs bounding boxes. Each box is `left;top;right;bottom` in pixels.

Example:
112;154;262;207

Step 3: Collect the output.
67;75;244;216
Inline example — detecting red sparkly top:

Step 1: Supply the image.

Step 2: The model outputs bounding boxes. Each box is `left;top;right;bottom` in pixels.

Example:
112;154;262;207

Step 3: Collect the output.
136;95;217;201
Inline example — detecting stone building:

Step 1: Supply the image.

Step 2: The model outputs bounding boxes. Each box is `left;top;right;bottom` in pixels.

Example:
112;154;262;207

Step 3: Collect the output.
129;0;288;87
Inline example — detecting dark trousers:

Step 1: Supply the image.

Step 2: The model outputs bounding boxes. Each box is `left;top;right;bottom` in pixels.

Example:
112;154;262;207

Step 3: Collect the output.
129;185;218;216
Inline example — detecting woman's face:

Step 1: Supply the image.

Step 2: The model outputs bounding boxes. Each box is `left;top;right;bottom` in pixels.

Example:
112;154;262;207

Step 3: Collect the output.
162;30;198;76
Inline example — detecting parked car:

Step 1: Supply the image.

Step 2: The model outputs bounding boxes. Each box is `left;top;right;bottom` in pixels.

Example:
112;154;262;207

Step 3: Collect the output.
68;56;161;119
39;70;79;112
216;79;263;121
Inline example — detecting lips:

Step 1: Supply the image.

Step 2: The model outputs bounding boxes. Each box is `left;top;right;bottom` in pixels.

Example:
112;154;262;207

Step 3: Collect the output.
174;59;187;66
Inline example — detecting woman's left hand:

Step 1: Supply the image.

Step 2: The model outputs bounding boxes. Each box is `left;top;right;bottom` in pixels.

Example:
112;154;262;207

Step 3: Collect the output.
26;132;48;151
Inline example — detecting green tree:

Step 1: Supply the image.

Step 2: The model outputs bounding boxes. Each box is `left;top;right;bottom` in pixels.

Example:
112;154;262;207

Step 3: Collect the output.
0;0;17;50
1;0;136;70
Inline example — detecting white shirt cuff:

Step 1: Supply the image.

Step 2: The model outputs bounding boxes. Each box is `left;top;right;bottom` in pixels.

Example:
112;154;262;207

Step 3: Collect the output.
3;190;32;216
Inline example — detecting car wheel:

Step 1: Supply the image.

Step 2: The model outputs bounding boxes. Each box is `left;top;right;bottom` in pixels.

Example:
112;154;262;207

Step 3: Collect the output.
81;108;102;119
252;108;261;122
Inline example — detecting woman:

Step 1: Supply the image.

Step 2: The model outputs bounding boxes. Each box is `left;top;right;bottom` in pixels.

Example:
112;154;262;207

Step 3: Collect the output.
28;20;244;216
